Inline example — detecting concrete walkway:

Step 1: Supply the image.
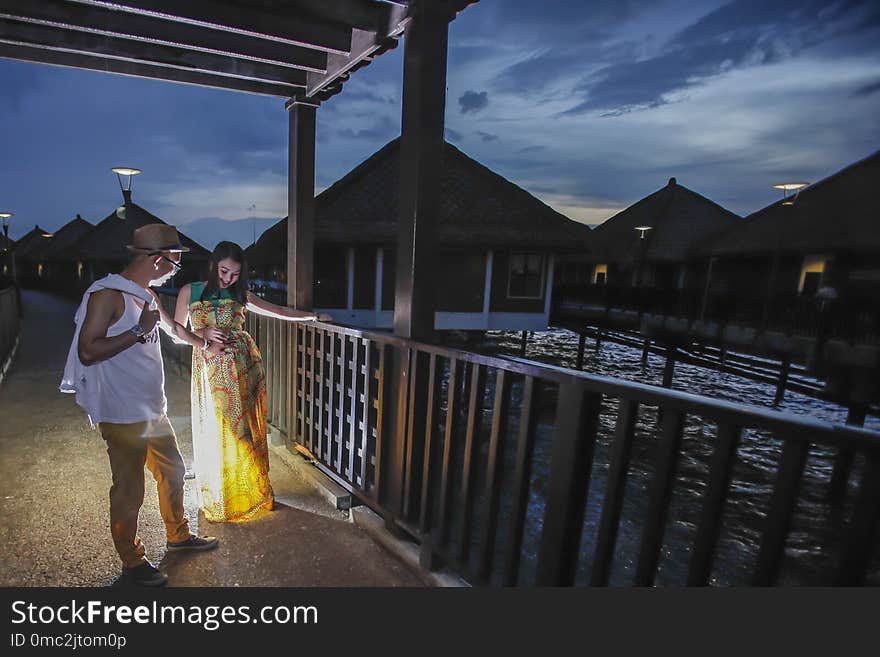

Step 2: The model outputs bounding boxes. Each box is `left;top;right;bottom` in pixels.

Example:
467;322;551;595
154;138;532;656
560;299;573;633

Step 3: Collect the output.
0;290;423;587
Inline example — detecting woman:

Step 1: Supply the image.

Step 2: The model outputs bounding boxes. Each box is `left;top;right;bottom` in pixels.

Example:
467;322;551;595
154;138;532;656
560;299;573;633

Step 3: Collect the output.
174;241;327;522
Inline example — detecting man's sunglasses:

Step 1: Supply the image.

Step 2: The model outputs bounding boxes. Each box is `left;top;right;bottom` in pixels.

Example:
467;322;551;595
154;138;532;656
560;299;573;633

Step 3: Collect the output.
152;254;182;272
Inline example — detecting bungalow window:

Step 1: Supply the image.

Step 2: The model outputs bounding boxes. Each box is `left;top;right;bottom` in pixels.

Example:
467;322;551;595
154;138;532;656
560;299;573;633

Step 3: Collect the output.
593;263;607;286
798;255;825;295
507;252;544;299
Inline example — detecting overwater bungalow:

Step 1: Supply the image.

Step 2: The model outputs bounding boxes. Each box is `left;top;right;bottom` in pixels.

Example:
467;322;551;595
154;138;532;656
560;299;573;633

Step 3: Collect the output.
17;214;93;289
9;224;55;286
247;137;592;332
46;202;209;297
555;177;740;316
695;150;880;337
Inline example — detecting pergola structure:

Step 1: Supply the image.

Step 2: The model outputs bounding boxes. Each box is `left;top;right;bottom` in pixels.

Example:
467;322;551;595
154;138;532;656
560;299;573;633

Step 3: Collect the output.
0;0;477;339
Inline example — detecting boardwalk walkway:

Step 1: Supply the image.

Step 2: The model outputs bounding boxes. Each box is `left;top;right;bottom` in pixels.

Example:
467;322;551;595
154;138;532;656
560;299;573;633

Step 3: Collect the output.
0;290;423;587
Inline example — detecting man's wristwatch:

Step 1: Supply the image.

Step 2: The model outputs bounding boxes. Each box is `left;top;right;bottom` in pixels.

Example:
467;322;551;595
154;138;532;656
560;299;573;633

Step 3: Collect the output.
129;324;147;343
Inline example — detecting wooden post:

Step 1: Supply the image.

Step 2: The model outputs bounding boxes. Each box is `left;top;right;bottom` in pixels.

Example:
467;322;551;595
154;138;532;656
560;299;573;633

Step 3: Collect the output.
285;99;317;310
392;0;451;340
575;332;586;370
699;256;716;321
519;330;528;356
829;404;866;501
641;339;650;366
594;329;602;353
662;346;677;388
773;358;790;405
385;1;452;529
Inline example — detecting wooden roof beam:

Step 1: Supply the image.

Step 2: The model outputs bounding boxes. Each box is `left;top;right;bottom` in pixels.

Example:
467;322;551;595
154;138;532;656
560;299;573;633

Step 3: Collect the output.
0;18;309;87
0;42;299;96
305;3;408;98
0;0;328;72
69;0;354;55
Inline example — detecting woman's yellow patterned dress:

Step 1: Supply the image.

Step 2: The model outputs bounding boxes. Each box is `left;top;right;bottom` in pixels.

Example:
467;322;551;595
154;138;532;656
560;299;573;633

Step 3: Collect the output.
188;282;274;522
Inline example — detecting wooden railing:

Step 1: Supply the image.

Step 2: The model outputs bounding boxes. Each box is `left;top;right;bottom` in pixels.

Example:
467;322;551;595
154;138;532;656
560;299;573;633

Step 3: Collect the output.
248;312;880;587
0;285;21;384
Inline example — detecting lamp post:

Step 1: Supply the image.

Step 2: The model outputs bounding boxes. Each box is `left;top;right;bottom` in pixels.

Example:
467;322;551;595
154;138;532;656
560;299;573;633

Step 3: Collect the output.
633;225;652;286
111;167;141;220
761;182;809;330
1;212;15;282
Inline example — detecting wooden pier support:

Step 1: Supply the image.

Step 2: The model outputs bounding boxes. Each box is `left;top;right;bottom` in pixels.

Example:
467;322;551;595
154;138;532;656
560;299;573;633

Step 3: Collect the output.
829;404;867;501
519;330;528;357
641;339;650;366
773;358;790;406
576;333;586;370
594;330;602;353
662;346;677;389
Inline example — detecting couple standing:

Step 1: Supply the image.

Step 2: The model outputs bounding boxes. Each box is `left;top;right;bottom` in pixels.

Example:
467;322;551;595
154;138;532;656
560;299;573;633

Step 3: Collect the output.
61;224;325;586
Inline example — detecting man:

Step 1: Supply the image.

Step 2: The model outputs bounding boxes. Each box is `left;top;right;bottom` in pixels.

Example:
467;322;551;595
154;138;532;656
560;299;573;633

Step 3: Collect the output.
61;224;221;586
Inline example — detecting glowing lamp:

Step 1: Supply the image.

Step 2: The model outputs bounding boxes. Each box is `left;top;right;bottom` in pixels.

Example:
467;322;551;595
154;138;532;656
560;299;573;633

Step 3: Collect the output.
635;226;653;239
773;182;808;206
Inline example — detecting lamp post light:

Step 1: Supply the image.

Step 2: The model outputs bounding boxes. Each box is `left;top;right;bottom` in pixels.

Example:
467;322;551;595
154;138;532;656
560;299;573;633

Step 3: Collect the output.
111;167;141;220
773;181;808;206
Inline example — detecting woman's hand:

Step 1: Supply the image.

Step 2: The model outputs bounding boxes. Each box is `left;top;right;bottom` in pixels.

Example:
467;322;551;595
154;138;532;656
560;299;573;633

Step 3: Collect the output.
202;327;232;343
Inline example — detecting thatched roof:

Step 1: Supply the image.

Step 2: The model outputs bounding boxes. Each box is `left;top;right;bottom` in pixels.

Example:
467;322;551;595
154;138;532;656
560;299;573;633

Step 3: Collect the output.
697;149;880;257
61;201;209;261
247;138;592;267
12;225;54;260
586;178;740;266
21;215;93;262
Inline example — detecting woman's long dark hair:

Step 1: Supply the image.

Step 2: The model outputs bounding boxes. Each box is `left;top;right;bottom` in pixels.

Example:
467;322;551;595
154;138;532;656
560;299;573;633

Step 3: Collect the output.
200;241;249;305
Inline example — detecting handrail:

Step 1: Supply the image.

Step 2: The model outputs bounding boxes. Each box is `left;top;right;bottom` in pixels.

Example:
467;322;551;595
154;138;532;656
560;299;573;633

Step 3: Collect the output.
0;286;22;384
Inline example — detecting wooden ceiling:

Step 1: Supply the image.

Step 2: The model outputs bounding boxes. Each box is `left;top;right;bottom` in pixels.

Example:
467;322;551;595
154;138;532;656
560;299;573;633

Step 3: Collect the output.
0;0;474;101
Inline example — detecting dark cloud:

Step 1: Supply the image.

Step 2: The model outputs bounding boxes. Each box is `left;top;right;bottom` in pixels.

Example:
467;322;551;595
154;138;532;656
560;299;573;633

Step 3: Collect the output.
476;131;499;143
445;128;463;142
853;79;880;96
566;0;880;115
517;145;547;154
459;90;489;114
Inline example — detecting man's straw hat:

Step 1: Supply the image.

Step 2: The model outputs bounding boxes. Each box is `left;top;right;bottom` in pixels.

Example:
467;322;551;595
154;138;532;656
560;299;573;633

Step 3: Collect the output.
126;224;190;253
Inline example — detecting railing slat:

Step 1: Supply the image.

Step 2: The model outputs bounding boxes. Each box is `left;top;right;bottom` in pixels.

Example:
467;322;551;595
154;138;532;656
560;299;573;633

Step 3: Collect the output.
687;423;742;586
535;383;602;586
347;337;360;485
359;338;372;492
326;330;337;472
634;409;686;586
502;375;537;586
835;448;880;585
752;438;808;586
371;343;392;499
437;358;460;547
335;334;347;473
297;324;306;446
419;353;443;534
316;328;326;462
476;368;512;582
403;348;420;520
591;399;638;586
458;363;487;566
306;325;316;454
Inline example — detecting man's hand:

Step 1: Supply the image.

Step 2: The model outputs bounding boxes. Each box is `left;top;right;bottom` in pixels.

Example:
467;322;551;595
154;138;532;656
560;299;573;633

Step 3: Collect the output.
139;300;160;333
202;327;232;343
204;341;229;358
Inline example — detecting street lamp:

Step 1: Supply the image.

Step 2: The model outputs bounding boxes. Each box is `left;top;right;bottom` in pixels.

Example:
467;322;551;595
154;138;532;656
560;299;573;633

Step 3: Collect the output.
773;182;808;206
1;212;15;281
634;225;653;239
111;167;141;219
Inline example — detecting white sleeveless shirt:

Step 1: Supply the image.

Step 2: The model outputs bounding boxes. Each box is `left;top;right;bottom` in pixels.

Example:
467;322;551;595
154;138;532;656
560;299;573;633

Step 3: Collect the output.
90;291;167;424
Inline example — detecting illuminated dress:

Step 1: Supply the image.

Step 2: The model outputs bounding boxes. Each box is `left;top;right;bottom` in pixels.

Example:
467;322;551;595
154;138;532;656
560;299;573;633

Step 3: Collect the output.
188;281;274;522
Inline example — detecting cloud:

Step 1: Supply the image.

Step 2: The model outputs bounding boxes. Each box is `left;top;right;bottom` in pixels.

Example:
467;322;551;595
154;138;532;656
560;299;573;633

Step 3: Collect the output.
336;115;398;141
445;128;463;142
517;145;547;154
459;90;489;113
852;79;880;96
476;131;499;142
564;0;880;115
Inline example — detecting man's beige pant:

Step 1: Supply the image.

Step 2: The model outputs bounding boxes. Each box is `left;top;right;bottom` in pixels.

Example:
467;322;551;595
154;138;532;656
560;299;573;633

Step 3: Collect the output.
99;415;191;568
